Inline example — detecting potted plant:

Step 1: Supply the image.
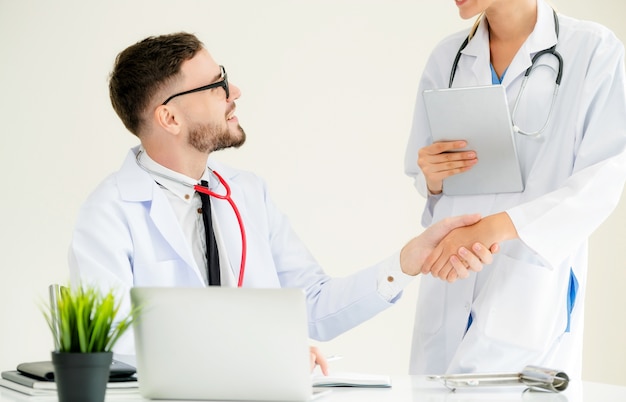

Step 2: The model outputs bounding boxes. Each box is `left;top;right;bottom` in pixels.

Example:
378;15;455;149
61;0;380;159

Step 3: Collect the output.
43;284;138;402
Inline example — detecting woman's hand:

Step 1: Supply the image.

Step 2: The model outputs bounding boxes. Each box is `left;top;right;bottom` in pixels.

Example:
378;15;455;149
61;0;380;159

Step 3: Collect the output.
418;140;477;194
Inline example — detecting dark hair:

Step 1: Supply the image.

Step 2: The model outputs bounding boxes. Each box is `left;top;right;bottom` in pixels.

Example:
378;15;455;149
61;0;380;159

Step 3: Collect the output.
109;32;204;136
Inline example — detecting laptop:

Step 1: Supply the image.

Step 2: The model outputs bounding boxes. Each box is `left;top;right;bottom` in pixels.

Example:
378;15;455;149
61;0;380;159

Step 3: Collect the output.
423;85;524;196
130;287;327;401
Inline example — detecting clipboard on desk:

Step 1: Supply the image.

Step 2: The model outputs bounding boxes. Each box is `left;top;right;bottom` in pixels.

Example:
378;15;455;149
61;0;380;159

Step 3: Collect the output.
428;365;569;393
423;85;524;196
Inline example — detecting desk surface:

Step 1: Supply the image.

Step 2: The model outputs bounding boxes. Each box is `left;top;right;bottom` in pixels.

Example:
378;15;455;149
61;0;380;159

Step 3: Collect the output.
1;376;626;402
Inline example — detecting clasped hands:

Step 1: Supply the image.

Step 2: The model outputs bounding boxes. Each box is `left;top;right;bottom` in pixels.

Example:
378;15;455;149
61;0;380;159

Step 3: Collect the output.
403;141;510;281
400;213;504;283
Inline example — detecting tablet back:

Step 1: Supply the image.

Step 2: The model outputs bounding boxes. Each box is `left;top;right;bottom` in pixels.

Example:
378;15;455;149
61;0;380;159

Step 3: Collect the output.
423;85;524;195
130;287;313;401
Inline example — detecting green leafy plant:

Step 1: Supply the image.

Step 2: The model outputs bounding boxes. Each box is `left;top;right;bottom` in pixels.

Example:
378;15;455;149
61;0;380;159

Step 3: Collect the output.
43;285;139;353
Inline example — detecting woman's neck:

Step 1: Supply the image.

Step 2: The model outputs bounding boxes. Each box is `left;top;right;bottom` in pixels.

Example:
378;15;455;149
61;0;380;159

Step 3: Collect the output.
484;0;537;77
485;0;537;43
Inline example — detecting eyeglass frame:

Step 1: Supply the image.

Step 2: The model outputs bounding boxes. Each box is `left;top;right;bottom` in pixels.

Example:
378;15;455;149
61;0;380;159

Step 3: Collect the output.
161;65;229;105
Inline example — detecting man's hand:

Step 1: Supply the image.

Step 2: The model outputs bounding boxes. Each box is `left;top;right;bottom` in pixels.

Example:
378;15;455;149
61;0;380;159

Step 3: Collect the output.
310;346;328;375
400;214;499;279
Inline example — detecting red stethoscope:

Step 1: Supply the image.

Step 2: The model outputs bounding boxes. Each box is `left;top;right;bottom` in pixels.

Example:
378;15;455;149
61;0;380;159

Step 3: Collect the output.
136;150;247;287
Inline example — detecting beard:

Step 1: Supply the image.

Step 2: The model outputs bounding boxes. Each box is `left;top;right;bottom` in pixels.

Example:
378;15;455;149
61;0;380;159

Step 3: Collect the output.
188;120;246;153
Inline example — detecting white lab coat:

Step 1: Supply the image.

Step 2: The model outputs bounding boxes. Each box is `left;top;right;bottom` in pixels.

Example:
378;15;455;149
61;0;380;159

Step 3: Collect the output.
404;0;626;379
69;146;399;358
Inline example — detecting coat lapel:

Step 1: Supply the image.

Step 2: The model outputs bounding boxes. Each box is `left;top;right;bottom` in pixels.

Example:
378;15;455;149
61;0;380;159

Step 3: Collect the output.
456;17;492;86
117;147;201;279
502;1;558;87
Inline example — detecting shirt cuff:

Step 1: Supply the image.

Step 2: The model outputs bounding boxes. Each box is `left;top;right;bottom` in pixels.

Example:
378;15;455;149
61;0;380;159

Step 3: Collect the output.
376;251;416;302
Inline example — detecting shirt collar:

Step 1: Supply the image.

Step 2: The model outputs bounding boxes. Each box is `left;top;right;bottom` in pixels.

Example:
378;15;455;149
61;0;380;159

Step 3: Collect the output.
463;0;557;57
138;148;207;202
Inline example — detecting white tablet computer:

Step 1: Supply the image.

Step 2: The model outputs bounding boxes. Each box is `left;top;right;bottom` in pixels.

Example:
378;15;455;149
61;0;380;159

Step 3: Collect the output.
423;85;524;196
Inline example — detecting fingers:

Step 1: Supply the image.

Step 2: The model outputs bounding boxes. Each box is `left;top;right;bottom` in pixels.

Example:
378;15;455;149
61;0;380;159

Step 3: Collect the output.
446;264;460;283
431;243;495;283
424;140;469;155
471;243;493;267
420;151;478;176
432;255;465;283
418;141;478;194
442;214;482;231
422;247;448;276
456;243;489;274
421;246;443;274
449;255;467;280
434;253;471;283
430;255;452;278
310;346;328;375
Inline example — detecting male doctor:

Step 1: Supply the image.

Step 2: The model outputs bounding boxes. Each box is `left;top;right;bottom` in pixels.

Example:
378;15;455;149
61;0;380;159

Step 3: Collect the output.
68;32;496;363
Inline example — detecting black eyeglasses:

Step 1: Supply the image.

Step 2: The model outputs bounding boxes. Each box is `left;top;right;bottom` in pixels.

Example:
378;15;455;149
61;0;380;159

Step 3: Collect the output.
162;65;229;105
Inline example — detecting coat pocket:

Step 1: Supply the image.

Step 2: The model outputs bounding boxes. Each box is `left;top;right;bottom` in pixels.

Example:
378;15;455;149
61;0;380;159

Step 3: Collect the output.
414;276;447;334
477;254;569;352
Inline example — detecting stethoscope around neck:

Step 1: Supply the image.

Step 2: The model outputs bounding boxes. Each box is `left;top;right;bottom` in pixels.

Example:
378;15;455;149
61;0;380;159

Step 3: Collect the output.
135;150;247;287
449;9;563;137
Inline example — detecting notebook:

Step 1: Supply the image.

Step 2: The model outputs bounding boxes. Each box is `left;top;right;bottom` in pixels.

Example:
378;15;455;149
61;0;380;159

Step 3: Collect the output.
423;85;524;195
130;287;328;401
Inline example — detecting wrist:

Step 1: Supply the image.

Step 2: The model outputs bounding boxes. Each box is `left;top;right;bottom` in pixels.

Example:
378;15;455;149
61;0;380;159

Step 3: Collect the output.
400;239;424;276
484;212;518;243
427;184;442;195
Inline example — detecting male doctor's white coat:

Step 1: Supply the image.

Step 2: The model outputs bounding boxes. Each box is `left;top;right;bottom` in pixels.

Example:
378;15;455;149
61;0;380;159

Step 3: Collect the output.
69;146;401;359
404;0;626;379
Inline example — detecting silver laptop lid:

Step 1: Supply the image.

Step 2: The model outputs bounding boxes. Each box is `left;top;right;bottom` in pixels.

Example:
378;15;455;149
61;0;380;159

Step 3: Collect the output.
130;287;312;401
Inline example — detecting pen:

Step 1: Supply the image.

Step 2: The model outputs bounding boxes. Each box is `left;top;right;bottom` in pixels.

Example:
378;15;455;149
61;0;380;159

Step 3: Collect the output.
325;355;343;363
49;284;62;351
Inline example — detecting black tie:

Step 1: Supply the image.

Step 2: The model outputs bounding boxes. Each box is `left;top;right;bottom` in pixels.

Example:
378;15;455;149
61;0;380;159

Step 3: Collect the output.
199;180;221;286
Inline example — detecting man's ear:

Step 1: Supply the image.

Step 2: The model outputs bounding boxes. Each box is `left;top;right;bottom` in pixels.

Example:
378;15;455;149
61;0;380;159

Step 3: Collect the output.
154;104;182;135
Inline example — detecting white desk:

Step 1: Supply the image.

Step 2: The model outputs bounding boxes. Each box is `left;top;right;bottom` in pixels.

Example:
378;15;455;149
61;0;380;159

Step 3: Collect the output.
2;376;626;401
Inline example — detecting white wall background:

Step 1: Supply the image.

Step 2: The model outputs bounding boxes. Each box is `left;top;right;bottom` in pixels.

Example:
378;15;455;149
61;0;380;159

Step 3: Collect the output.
1;0;624;386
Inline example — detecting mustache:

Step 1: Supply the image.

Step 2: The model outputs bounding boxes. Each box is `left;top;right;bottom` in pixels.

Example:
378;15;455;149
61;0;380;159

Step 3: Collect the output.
226;103;236;117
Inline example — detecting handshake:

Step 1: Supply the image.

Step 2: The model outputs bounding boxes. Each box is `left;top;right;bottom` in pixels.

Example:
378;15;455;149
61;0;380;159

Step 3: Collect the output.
400;212;511;283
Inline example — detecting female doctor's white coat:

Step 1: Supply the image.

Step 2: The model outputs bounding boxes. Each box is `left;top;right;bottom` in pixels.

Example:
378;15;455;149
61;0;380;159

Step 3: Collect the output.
404;0;626;379
69;146;399;358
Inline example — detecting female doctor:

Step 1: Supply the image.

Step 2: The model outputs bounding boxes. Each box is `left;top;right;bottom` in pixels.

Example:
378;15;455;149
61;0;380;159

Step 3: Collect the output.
404;0;626;378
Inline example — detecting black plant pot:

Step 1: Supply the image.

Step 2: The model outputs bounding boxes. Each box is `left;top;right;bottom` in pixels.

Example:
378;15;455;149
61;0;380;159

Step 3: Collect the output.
51;351;112;402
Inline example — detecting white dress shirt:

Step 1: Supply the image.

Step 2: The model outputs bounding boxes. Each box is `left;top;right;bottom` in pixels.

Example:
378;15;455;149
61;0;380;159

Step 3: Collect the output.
137;150;237;287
